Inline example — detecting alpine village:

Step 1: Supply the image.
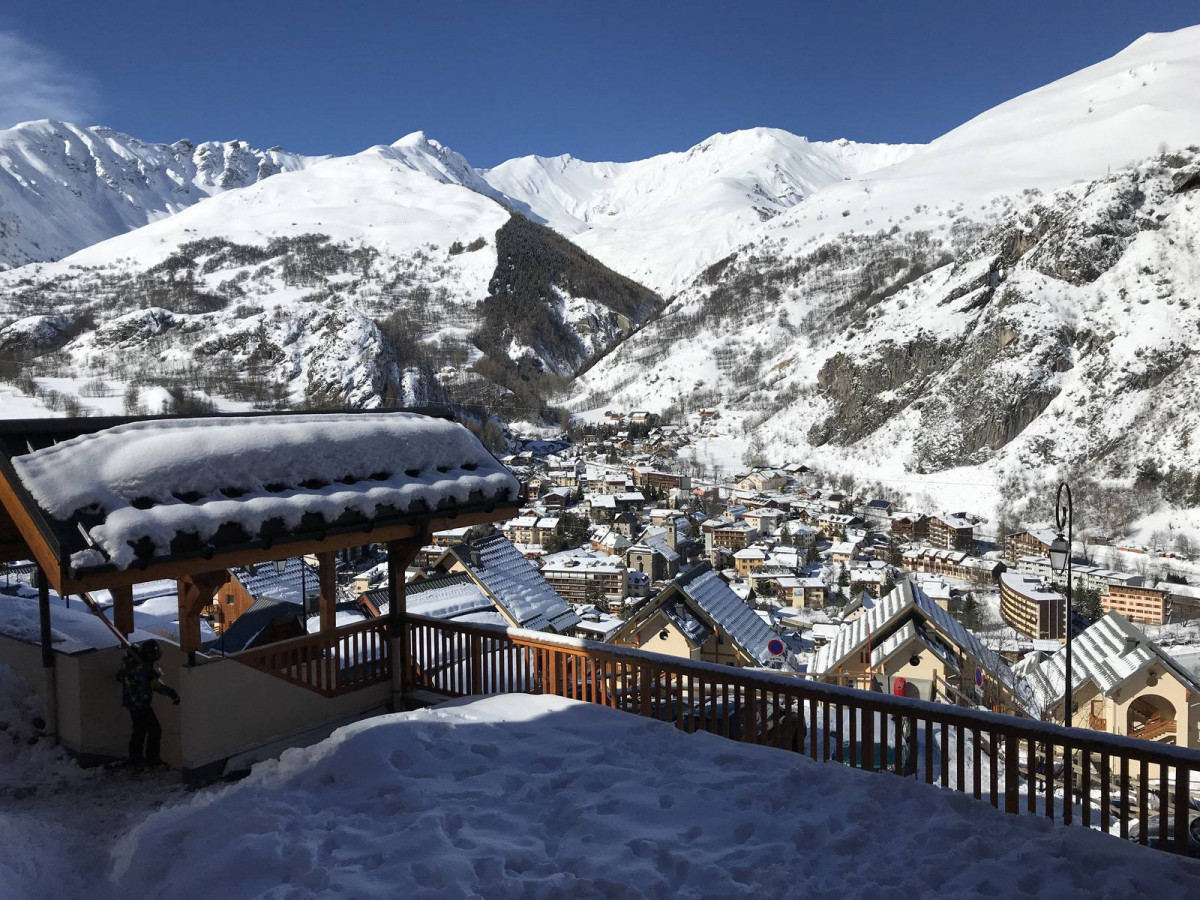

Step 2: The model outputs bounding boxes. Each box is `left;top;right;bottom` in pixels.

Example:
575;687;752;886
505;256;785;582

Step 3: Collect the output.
2;8;1200;898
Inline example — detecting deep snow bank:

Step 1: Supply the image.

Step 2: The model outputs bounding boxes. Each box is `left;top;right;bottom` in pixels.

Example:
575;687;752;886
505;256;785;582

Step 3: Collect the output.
112;694;1200;898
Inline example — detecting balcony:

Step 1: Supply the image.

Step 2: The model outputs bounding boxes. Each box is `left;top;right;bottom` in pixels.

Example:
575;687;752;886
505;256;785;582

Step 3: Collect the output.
236;612;1200;857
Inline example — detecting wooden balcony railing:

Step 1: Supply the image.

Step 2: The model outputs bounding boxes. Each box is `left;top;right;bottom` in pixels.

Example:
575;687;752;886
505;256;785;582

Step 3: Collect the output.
401;613;1200;857
1132;715;1178;743
232;617;390;697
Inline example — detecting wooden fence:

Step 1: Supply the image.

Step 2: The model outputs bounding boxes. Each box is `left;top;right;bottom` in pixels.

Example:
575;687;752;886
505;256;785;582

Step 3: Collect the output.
403;613;1199;856
232;617;390;696
230;611;1198;854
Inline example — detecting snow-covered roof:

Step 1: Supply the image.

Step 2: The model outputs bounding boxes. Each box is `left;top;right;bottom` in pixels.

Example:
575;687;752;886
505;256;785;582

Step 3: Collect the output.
396;573;494;620
674;565;778;666
1022;613;1200;706
812;581;1015;691
231;557;318;605
450;535;580;634
7;412;519;573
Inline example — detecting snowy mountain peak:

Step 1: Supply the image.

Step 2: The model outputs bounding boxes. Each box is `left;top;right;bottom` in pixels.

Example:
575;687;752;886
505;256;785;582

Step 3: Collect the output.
0;120;322;269
481;127;920;293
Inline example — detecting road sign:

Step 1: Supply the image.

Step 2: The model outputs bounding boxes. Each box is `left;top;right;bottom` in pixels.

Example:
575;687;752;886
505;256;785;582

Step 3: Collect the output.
767;638;785;657
975;667;984;688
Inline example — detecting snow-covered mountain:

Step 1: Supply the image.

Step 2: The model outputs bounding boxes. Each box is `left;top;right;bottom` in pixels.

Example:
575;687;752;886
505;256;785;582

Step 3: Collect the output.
569;26;1200;520
0;120;322;268
482;129;918;294
0;131;659;415
1;24;1200;530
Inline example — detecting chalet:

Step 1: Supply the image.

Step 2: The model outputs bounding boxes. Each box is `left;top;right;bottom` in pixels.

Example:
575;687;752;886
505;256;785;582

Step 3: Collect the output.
928;515;974;551
865;499;895;516
585;493;617;523
742;507;785;536
787;576;827;609
733;546;768;578
571;606;625;642
1016;613;1200;749
811;581;1020;708
890;513;930;542
737;469;787;493
613;490;646;512
1004;528;1060;562
829;540;861;565
630;411;651;424
610;564;793;669
211;557;320;635
848;565;892;598
817;512;862;537
611;510;640;537
634;468;692;494
589;527;632;555
435;535;583;633
431;523;493;548
542;486;574;511
600;472;629;494
523;478;547;502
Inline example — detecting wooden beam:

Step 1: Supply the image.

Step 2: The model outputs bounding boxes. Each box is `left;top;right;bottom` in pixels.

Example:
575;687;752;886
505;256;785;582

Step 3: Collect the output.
110;584;134;636
318;551;336;634
177;571;228;657
65;507;516;595
387;539;423;701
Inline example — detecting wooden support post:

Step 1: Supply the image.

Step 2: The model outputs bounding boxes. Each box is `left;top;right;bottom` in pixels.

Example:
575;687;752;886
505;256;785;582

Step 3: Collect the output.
36;565;57;743
318;551;336;634
111;584;135;636
386;539;422;709
177;572;226;664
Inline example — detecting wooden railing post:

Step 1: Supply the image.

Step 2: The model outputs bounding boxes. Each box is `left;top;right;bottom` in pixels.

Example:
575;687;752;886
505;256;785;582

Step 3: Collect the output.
469;632;483;695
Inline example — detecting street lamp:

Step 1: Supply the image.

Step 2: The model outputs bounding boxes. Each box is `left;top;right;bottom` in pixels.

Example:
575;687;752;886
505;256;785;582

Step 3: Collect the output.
1048;482;1073;726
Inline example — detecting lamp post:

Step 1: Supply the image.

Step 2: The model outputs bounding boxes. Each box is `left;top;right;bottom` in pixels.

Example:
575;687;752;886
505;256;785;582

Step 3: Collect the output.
1048;483;1073;726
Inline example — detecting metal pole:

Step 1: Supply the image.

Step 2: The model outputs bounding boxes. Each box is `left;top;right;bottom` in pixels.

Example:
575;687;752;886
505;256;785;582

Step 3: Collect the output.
36;566;58;743
1056;482;1073;726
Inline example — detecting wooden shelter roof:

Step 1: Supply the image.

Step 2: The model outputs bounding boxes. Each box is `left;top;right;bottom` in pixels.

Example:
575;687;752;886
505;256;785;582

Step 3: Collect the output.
0;408;520;594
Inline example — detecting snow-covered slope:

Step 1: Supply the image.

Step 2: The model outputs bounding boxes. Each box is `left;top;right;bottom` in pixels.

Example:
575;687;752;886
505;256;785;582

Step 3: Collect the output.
103;695;1200;896
0;120;321;269
482;128;918;294
0;133;660;413
570;27;1200;524
751;26;1200;252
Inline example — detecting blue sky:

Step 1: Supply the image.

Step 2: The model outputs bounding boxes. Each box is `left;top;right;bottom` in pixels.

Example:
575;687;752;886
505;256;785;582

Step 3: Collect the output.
2;1;1198;165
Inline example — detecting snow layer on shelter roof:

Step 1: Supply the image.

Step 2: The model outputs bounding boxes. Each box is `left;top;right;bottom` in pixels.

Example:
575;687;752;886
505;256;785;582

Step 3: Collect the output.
456;535;580;634
678;567;777;665
11;413;518;571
